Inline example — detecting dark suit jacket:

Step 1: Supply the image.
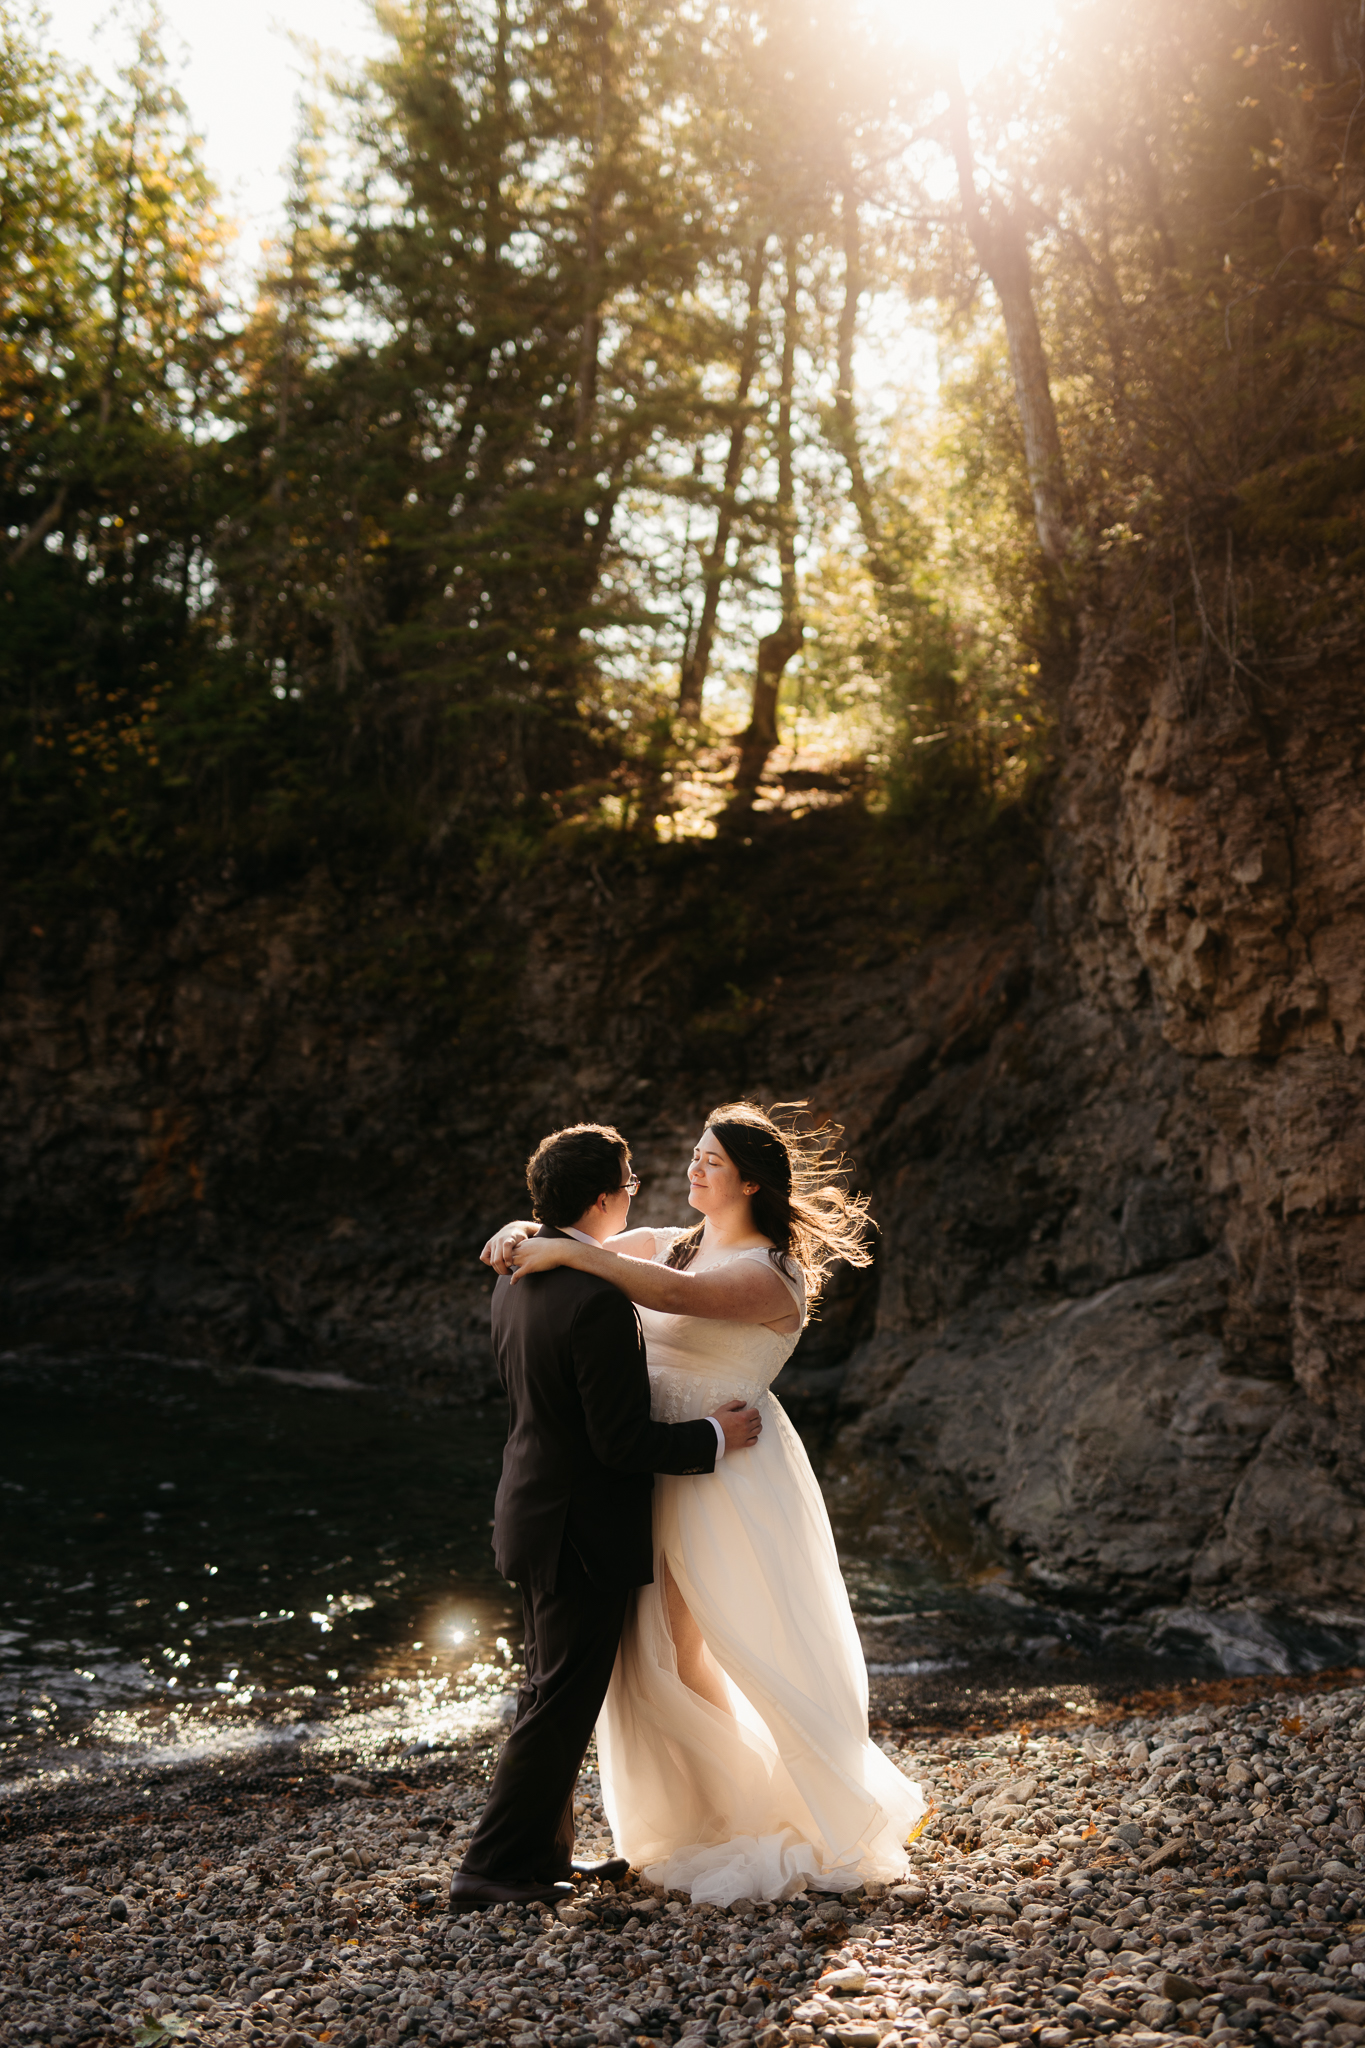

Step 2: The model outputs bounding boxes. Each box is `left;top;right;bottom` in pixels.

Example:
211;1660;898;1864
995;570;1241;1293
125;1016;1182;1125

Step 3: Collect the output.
490;1227;718;1593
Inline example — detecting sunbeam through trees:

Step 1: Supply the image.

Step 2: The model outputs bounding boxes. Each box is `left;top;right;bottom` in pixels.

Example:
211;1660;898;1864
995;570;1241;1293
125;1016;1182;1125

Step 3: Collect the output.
4;0;1365;890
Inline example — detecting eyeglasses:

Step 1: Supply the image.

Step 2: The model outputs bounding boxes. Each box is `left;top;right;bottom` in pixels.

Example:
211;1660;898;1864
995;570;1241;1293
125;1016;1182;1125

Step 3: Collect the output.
619;1173;641;1196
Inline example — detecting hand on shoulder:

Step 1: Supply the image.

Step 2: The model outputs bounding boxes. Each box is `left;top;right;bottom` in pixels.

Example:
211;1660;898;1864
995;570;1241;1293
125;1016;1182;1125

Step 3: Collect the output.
480;1219;538;1272
509;1234;577;1280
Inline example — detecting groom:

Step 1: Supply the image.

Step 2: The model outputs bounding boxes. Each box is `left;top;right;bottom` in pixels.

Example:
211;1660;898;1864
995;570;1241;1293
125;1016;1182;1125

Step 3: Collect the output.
450;1121;762;1908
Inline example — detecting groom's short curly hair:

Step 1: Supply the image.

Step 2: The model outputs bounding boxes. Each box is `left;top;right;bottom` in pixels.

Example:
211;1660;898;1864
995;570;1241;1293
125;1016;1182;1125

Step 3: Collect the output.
526;1122;629;1228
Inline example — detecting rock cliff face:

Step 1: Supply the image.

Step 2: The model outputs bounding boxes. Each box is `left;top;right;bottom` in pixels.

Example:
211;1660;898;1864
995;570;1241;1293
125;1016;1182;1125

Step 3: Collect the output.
2;637;1363;1658
827;650;1365;1660
0;826;1032;1393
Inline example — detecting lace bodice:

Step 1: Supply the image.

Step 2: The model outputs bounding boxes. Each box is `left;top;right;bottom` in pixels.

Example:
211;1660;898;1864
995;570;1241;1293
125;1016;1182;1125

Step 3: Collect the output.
639;1228;806;1424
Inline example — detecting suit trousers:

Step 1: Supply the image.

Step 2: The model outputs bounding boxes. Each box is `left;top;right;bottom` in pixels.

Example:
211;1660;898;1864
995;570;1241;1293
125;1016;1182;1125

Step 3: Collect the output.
460;1542;630;1884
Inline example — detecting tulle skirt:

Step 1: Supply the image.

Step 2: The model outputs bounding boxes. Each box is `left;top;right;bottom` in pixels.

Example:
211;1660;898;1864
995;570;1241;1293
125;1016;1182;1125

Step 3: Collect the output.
596;1392;924;1904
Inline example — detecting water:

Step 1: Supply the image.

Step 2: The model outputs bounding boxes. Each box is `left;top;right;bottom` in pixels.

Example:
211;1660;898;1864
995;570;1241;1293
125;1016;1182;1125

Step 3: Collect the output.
5;1351;1359;1795
0;1351;522;1794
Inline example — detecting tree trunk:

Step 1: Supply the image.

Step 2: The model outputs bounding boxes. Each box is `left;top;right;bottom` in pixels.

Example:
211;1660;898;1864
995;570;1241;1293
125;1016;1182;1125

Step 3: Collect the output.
9;485;67;563
574;5;613;457
832;182;896;589
678;237;768;719
270;168;308;505
947;65;1070;568
727;243;802;819
447;0;511;488
99;111;140;432
538;3;619;708
487;0;509;276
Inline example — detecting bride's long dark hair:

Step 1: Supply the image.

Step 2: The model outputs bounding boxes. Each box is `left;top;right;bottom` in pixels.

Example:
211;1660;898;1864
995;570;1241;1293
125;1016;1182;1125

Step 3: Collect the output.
664;1101;874;1307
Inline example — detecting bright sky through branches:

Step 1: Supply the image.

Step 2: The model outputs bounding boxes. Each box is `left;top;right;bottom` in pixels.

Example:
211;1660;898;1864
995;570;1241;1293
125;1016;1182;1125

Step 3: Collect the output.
40;0;1056;433
41;0;386;278
45;0;1059;283
877;0;1058;86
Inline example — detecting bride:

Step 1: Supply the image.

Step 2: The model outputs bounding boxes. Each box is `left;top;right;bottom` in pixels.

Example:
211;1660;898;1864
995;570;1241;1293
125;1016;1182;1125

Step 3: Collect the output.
487;1100;924;1905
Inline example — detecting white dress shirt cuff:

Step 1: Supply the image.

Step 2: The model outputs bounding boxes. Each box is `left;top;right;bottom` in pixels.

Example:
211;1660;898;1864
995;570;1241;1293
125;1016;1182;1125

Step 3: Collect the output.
708;1415;726;1462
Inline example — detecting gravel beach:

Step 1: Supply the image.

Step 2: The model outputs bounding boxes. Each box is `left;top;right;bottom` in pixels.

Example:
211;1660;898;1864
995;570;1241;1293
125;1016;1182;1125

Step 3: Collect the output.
4;1675;1363;2048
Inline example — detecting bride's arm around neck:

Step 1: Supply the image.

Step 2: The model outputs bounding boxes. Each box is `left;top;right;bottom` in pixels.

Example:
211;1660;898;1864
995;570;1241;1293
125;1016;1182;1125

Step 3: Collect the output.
480;1220;658;1271
508;1231;798;1328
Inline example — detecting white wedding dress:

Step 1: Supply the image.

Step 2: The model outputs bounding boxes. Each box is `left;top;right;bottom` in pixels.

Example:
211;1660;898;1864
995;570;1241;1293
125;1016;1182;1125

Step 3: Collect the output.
595;1230;924;1904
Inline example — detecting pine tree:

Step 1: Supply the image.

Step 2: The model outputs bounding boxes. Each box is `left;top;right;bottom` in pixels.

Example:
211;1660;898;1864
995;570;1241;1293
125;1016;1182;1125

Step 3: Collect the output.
1;4;232;877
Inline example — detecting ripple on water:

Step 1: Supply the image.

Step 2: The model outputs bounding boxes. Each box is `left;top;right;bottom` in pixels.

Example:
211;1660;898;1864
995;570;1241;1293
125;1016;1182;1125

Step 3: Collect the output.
0;1670;522;1796
1;1349;520;1784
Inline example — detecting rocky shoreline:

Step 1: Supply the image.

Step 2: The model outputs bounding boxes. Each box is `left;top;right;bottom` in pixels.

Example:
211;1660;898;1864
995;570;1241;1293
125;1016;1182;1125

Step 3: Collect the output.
3;1676;1363;2048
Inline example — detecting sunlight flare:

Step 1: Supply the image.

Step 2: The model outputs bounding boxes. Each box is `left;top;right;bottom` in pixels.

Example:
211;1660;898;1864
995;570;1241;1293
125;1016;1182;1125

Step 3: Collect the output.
864;0;1058;82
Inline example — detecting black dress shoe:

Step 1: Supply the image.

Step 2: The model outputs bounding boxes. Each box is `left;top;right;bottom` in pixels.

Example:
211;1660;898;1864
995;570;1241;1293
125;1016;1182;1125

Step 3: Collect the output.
570;1856;631;1884
448;1871;571;1909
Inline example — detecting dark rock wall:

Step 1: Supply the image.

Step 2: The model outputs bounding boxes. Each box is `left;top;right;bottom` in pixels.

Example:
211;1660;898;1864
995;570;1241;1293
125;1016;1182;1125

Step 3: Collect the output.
2;637;1362;1629
831;650;1365;1628
1;834;1016;1393
0;878;500;1385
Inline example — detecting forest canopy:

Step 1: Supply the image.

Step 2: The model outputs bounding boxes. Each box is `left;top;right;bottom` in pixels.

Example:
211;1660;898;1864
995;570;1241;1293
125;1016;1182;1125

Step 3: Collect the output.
3;0;1364;893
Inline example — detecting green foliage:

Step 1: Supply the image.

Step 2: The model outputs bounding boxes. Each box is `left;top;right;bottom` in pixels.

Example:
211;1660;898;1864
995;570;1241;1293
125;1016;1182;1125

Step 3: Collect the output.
955;0;1365;635
794;343;1054;836
0;3;237;887
5;0;1365;907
